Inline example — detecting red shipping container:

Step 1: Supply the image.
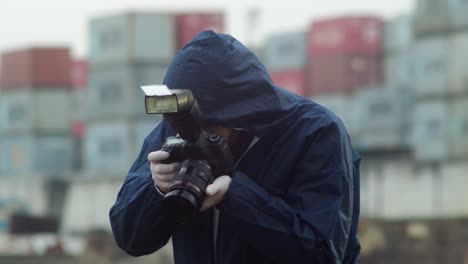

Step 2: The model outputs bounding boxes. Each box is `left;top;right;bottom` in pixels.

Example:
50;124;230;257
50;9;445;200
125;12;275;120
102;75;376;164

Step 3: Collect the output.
270;68;307;96
176;13;225;49
0;47;71;89
308;16;383;57
71;60;88;90
308;54;382;95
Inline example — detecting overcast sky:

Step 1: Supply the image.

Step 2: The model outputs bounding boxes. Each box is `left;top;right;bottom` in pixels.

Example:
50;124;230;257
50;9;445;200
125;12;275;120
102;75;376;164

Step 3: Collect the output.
0;0;414;58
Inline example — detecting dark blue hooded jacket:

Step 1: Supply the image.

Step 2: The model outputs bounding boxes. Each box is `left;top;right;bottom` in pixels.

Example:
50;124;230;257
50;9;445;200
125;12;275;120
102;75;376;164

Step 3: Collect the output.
109;31;361;264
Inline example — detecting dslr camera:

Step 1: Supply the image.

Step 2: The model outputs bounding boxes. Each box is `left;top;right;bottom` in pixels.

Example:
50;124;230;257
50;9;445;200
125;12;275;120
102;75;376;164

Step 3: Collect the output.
142;85;235;222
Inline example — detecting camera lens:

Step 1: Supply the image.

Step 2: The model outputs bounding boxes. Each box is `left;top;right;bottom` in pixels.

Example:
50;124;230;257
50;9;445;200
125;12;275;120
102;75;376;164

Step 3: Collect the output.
163;160;213;222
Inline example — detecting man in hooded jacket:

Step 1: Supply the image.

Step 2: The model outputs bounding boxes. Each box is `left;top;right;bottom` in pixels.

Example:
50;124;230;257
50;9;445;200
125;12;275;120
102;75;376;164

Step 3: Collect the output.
109;31;361;264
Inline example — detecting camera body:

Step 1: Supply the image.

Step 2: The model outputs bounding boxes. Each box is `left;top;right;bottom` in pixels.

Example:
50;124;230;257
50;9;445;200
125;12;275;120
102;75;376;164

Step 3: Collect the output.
142;86;234;222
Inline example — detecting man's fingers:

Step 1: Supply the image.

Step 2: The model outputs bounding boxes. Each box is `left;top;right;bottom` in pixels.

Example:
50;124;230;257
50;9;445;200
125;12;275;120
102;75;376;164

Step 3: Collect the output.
148;151;169;163
155;173;177;183
154;163;180;174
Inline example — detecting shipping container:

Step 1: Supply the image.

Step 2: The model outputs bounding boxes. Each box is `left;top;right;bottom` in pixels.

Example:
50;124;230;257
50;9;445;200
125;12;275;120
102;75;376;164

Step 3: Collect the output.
71;60;88;90
89;12;176;65
0;177;48;215
264;31;307;71
412;99;449;162
384;50;415;91
447;33;468;96
0;48;71;89
384;15;414;53
0;135;74;175
360;158;433;218
0;89;72;134
87;63;166;120
414;0;451;37
412;37;449;98
448;98;468;159
85;122;133;173
308;16;383;56
353;88;412;151
308;54;382;95
270;68;307;96
84;119;160;174
451;0;468;31
361;159;468;218
441;162;468;216
61;177;125;233
176;13;224;49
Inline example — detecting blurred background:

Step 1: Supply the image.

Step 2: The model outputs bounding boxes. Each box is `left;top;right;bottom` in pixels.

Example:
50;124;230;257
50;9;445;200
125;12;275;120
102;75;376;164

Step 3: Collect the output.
1;0;468;263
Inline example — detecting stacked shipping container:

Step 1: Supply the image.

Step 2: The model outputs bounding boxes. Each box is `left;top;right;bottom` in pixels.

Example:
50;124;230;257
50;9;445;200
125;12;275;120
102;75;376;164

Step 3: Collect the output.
384;15;414;91
414;0;468;37
308;16;384;95
86;12;223;175
71;60;88;170
86;12;172;174
411;0;468;162
0;48;73;176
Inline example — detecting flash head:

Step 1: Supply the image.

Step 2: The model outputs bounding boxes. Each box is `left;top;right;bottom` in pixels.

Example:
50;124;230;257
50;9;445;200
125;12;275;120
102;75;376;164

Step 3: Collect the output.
142;85;195;114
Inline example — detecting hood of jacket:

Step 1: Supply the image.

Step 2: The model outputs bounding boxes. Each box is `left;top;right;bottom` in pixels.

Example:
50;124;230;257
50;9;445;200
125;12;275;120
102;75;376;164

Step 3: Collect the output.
163;30;300;140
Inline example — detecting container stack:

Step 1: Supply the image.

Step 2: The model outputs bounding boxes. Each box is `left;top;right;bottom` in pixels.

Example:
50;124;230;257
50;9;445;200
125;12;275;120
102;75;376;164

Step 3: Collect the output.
85;11;225;175
264;31;308;96
352;88;412;151
307;16;384;95
71;60;88;170
85;12;175;175
349;15;415;152
384;15;414;92
0;48;74;176
412;0;468;162
307;16;384;140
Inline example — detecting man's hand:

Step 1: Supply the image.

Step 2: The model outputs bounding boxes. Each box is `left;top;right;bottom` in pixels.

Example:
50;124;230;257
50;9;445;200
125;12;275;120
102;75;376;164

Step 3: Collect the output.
148;150;180;194
200;175;232;211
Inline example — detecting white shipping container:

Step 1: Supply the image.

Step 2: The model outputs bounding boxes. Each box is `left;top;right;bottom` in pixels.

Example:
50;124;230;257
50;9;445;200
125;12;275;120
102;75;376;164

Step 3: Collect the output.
414;0;451;36
61;177;122;233
89;13;176;65
412;100;450;162
384;51;414;91
412;37;449;98
0;89;72;134
441;162;468;216
0;176;48;215
87;64;167;120
0;135;73;175
448;98;468;159
353;88;411;150
85;119;162;174
361;159;468;219
85;122;133;174
384;15;414;53
451;0;468;30
264;31;307;71
447;33;468;96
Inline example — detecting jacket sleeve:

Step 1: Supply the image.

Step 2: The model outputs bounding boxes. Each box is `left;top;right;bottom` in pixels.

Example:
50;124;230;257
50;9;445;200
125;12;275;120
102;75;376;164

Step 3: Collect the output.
217;120;356;263
109;121;177;256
